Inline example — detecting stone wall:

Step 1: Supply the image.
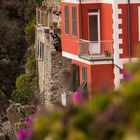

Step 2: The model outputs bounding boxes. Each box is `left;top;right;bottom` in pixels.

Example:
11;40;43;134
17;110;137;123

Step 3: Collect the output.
45;47;71;105
36;27;72;108
43;44;72;107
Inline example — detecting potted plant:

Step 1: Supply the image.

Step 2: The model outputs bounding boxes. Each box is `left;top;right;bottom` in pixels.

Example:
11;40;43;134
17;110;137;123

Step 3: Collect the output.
104;51;111;57
53;22;58;28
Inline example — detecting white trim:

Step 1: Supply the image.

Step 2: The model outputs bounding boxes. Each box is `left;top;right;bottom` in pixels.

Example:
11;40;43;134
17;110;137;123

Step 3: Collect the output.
119;38;123;44
118;29;123;34
62;0;114;4
62;51;113;65
119;49;123;54
120;58;139;63
112;1;123;89
88;13;99;15
138;7;140;41
62;0;140;4
116;0;140;4
118;19;122;24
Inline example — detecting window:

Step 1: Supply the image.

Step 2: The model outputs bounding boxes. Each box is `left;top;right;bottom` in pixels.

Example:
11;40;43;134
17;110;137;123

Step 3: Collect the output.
89;15;98;41
38;10;40;24
39;42;44;59
41;12;44;25
72;7;77;36
82;66;87;82
65;6;69;34
37;39;40;56
88;9;100;42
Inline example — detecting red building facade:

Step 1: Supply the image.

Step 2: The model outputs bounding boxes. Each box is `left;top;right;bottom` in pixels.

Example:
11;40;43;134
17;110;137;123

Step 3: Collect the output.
61;0;140;97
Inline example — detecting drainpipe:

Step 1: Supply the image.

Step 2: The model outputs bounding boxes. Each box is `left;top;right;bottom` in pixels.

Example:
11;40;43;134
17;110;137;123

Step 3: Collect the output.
128;0;131;62
79;0;83;56
79;0;82;39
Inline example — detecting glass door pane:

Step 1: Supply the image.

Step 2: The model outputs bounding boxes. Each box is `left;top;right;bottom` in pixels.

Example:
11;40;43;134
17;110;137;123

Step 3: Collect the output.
89;15;98;41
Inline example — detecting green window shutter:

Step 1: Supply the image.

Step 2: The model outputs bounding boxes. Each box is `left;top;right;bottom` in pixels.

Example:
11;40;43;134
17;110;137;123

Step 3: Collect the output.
82;66;87;82
72;64;80;91
72;7;77;36
65;6;69;34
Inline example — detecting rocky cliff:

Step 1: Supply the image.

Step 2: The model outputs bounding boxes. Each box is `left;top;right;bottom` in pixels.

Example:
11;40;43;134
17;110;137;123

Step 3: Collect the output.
0;0;36;99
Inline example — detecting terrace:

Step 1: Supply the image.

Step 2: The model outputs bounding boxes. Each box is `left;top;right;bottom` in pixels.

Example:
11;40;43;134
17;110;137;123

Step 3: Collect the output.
79;40;114;61
36;2;61;29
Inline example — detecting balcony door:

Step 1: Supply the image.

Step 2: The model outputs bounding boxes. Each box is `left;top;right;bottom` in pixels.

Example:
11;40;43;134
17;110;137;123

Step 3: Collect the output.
88;9;100;54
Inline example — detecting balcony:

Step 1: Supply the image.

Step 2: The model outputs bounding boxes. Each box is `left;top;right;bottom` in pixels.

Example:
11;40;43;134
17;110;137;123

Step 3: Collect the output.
36;6;61;29
79;40;113;61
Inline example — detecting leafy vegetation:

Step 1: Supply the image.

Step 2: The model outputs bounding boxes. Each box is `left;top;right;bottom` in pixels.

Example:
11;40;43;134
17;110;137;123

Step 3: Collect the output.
11;85;34;105
24;19;35;35
36;0;44;5
11;74;38;105
11;50;37;105
15;73;32;89
0;0;37;100
17;58;140;140
26;52;36;73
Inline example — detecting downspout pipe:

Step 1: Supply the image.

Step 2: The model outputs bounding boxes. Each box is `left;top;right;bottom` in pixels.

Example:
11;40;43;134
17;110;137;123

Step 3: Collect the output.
79;0;83;56
128;0;131;62
79;0;82;39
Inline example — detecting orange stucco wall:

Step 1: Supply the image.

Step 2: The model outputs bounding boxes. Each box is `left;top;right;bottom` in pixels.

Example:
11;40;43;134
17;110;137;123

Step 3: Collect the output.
61;3;113;55
72;60;114;98
61;3;80;55
72;60;92;98
81;3;113;41
118;4;140;58
91;64;114;94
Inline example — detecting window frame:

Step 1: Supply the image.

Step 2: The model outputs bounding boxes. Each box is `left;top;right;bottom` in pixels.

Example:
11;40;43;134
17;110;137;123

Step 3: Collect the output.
88;9;100;43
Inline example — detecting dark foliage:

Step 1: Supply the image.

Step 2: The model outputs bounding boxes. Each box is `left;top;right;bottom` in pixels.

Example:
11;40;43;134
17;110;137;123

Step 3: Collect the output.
0;0;36;99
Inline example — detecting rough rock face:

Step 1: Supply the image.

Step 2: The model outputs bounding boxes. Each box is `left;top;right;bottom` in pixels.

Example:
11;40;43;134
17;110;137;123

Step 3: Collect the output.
38;45;72;107
47;50;72;104
0;0;37;98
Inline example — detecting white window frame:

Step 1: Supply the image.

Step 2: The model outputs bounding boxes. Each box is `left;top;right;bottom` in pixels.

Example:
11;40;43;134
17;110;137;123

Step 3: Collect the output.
88;10;100;43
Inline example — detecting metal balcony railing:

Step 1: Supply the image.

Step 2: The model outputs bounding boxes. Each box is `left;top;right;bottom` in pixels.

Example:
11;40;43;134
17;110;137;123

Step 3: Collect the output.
79;39;113;60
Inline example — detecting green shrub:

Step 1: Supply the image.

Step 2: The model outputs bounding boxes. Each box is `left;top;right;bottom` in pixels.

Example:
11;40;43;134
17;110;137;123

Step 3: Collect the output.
16;73;32;89
24;19;35;35
11;72;38;105
26;53;36;73
11;85;33;105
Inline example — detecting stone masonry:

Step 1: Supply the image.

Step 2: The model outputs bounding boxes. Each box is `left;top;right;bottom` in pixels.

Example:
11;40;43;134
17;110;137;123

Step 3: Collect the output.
44;46;71;106
37;37;72;107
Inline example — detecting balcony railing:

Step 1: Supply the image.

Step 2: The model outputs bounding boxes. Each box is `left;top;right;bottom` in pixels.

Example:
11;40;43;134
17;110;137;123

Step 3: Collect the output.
79;40;113;60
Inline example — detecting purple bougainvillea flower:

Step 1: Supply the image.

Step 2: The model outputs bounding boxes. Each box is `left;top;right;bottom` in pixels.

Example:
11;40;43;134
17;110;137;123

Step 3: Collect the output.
123;71;134;81
26;115;35;126
72;89;83;105
17;128;32;140
26;118;33;126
